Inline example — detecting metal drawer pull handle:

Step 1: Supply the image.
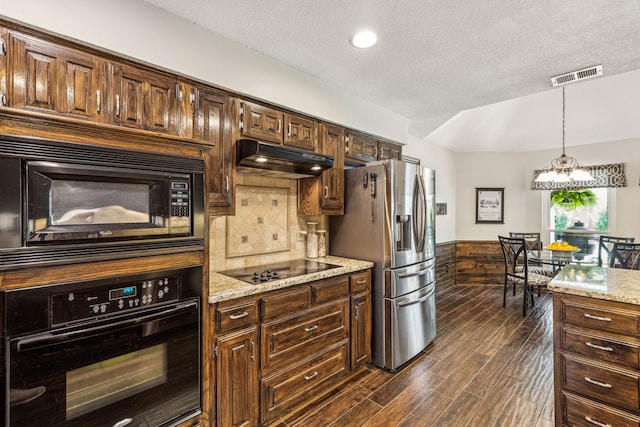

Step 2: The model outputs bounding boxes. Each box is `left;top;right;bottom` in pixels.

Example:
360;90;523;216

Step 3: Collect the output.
584;377;612;388
304;324;318;332
584;313;612;322
398;294;431;307
356;280;367;285
584;416;612;427
398;268;430;279
304;371;318;381
229;312;249;320
585;342;613;352
112;418;133;427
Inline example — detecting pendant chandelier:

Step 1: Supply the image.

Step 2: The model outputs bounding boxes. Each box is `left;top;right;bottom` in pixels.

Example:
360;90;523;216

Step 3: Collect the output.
535;87;594;183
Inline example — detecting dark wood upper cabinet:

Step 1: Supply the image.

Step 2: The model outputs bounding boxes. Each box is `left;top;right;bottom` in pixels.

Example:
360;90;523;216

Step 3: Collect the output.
346;131;377;163
238;100;283;144
320;123;345;212
193;87;235;214
378;140;402;160
8;31;106;122
284;113;317;151
112;64;176;134
346;131;403;164
238;101;318;151
298;123;345;215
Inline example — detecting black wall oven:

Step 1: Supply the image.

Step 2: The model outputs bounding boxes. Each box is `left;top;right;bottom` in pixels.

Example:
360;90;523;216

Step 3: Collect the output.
0;135;205;270
1;266;202;427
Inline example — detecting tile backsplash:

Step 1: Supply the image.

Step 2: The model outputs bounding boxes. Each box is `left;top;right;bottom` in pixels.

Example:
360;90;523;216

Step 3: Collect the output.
210;175;323;271
226;185;289;257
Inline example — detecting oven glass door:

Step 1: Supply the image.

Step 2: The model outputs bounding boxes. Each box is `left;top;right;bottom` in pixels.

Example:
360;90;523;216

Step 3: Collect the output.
7;300;200;427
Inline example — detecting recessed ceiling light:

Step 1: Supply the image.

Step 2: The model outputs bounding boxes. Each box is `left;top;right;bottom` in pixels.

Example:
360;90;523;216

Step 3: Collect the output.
351;31;378;49
255;157;267;163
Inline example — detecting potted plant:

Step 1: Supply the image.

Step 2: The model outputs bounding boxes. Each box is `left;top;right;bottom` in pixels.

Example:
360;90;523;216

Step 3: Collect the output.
550;189;597;210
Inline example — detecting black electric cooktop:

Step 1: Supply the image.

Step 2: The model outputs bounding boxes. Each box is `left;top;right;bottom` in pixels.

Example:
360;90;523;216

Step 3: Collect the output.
218;259;341;284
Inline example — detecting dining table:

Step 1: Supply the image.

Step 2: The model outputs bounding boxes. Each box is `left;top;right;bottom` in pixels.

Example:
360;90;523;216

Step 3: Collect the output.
528;249;598;276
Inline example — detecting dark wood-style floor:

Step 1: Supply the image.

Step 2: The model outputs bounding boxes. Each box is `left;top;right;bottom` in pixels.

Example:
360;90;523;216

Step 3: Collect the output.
280;285;555;427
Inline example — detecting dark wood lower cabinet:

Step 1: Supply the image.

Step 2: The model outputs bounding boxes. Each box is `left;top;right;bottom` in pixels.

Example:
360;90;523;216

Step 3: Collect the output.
554;293;640;426
261;341;349;424
212;269;371;427
215;327;259;427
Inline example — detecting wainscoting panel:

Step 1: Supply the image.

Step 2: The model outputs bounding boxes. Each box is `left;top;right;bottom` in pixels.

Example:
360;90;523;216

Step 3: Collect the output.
435;241;456;293
455;240;503;285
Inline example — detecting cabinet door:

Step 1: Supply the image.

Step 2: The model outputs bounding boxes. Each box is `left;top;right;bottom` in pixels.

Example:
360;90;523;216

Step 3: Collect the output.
319;123;345;213
351;290;371;370
239;101;283;144
284;113;316;151
0;27;7;106
113;64;176;133
346;132;377;163
195;87;234;213
216;327;259;427
378;141;402;160
8;32;105;121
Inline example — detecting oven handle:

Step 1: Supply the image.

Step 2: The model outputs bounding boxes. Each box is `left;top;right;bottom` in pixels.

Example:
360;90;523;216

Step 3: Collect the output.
15;301;198;352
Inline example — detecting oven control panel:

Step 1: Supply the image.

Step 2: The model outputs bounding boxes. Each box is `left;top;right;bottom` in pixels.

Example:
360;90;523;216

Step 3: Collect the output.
51;275;180;325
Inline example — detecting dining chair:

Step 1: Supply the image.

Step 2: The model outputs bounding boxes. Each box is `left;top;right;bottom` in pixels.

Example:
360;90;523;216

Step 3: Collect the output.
609;242;640;270
509;232;555;278
509;232;543;250
598;235;635;266
498;235;552;316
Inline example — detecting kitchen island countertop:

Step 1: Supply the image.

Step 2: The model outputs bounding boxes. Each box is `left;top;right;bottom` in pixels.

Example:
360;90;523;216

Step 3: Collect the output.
209;256;373;304
548;264;640;305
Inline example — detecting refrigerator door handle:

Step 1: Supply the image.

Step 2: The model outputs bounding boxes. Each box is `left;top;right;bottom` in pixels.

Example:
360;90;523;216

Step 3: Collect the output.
397;287;435;307
412;173;427;253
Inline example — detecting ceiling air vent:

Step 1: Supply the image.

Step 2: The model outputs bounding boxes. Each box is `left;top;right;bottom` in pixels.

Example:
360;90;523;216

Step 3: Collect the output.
551;65;603;86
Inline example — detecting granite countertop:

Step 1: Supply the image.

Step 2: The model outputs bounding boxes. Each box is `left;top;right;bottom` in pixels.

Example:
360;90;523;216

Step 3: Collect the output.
208;256;374;304
548;264;640;305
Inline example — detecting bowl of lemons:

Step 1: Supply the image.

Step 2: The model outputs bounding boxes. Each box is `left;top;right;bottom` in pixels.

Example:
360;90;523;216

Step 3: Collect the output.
546;241;580;256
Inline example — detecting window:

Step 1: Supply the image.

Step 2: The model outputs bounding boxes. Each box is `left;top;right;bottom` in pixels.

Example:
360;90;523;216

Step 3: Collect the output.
543;187;615;258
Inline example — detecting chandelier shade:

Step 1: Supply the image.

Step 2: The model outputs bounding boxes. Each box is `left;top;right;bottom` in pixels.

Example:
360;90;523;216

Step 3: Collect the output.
534;87;594;184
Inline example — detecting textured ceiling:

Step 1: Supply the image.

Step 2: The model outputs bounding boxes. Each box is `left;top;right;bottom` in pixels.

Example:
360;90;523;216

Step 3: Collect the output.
143;0;640;152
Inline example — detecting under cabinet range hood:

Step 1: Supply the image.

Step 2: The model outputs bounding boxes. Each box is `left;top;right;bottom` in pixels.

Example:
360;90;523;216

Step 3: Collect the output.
236;139;334;179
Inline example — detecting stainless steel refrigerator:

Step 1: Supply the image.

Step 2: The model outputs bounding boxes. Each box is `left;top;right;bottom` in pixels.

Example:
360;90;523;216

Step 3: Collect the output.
330;159;436;371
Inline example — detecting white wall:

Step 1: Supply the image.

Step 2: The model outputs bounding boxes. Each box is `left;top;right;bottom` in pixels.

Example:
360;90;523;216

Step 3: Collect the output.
452;138;640;241
0;0;409;143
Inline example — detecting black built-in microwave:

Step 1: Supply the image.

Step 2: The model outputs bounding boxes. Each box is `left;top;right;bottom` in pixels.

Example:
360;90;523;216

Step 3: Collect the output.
0;135;205;270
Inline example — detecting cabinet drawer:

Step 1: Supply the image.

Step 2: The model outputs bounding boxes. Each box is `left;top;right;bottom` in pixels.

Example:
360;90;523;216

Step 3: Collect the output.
311;276;349;304
261;299;349;374
561;297;640;335
563;391;640;427
562;326;640;368
350;270;371;293
216;300;258;334
562;353;640;411
261;341;348;424
261;287;310;320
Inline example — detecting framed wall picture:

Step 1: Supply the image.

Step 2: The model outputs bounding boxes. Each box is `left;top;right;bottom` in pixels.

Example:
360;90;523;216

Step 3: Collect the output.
475;188;504;224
